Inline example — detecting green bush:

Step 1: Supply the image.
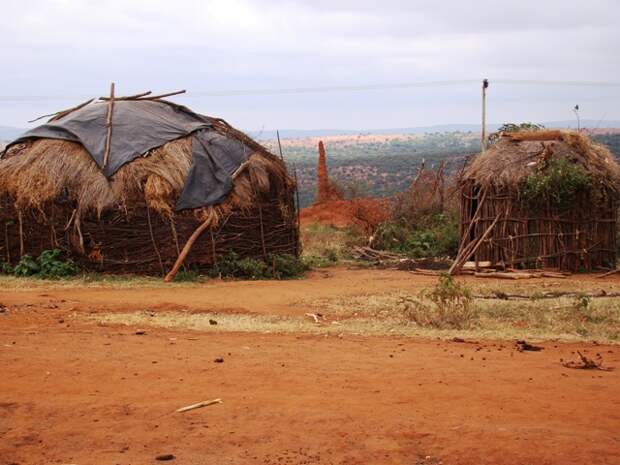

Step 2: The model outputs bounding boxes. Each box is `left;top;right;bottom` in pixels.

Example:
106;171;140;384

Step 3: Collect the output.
7;249;79;279
37;249;80;278
519;158;592;210
13;255;40;277
372;213;459;258
210;252;307;280
1;262;14;274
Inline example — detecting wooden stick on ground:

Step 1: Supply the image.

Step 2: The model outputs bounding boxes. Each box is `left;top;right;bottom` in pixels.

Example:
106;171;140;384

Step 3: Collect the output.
102;82;115;169
596;268;620;279
176;398;222;413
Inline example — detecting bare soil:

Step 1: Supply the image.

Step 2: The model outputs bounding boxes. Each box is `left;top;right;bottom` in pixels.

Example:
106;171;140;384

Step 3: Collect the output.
1;268;620;464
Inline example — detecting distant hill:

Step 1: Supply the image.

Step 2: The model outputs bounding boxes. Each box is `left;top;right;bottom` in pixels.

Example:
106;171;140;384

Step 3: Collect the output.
250;120;620;140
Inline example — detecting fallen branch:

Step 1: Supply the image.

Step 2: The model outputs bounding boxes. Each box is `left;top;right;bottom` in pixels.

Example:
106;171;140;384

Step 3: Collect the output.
596;268;620;279
561;351;613;371
176;398;222;413
474;272;534;280
474;290;620;300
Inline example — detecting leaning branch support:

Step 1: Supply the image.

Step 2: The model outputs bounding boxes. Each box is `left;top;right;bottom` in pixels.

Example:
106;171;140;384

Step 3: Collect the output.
164;162;252;282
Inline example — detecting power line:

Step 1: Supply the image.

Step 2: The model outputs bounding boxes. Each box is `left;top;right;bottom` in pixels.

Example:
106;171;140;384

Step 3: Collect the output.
1;79;619;102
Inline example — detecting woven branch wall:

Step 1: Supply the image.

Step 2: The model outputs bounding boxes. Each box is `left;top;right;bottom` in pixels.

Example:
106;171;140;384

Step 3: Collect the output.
0;193;299;275
460;182;617;272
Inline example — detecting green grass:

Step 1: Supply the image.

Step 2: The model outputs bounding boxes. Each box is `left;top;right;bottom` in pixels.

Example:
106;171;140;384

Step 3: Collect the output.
0;273;210;290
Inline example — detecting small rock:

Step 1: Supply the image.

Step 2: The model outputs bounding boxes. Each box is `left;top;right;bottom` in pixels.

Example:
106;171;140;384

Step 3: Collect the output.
209;319;218;325
214;357;224;363
156;454;175;461
58;319;64;324
135;329;146;335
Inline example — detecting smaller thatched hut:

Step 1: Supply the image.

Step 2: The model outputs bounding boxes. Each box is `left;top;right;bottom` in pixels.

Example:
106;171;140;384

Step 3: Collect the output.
0;94;299;277
458;130;620;272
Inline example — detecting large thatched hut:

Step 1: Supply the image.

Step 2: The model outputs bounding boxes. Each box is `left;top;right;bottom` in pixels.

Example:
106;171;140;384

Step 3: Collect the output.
0;94;298;277
458;130;620;272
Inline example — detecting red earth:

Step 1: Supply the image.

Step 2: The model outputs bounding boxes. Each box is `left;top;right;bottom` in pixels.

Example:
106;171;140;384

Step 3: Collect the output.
1;268;620;465
300;198;391;229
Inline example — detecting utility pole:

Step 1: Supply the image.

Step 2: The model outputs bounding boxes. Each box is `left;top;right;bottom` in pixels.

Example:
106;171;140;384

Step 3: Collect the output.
481;78;489;152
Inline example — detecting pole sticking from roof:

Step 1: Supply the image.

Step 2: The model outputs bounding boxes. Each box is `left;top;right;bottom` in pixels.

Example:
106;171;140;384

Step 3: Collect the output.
102;82;115;169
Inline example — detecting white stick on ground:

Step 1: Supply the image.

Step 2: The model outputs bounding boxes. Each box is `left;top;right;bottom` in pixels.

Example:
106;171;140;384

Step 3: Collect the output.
176;398;222;413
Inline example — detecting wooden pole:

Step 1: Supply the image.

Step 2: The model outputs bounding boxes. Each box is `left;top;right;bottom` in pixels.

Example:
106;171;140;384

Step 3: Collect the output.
103;82;115;169
481;78;489;152
164;217;213;282
276;130;284;161
258;205;267;258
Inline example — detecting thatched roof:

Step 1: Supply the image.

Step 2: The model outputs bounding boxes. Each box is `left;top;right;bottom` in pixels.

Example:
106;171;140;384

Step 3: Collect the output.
461;130;620;191
0;135;293;226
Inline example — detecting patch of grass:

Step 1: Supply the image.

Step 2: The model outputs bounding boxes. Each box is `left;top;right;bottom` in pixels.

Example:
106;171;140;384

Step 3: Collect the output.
301;286;620;343
0;273;208;290
301;222;366;265
403;274;477;329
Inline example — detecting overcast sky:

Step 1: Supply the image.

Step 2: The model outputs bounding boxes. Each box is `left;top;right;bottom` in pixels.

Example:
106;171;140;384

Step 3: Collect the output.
1;0;619;130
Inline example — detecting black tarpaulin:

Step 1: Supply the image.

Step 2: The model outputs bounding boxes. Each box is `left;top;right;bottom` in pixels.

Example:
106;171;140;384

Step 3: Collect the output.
4;100;252;211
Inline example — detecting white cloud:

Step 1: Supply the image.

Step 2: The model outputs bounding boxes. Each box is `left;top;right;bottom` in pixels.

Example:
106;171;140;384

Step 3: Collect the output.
1;0;619;129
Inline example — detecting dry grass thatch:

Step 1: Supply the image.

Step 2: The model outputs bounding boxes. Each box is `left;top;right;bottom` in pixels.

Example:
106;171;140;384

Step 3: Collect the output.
0;135;294;226
461;130;620;190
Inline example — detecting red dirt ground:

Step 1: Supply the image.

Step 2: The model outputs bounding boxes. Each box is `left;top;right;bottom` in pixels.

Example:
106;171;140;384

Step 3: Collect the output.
1;268;620;465
300;198;391;229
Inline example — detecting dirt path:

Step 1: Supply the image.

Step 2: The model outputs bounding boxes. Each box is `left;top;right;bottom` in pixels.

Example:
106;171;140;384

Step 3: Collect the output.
1;269;620;464
0;268;436;316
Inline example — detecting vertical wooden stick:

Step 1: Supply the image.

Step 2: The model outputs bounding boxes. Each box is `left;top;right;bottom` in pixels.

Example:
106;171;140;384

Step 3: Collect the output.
17;211;24;257
481;79;488;151
146;206;165;275
103;82;115;169
258;205;267;258
276;130;284;161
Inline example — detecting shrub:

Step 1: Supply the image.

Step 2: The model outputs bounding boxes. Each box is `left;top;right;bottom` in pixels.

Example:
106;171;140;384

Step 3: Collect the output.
1;262;14;274
399;274;478;329
210;252;307;280
37;249;80;278
7;249;79;279
519;158;593;211
13;255;40;277
372;213;459;258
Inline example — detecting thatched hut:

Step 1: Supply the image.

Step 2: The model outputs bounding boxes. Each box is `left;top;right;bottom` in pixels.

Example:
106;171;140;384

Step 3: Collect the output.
0;95;298;277
458;130;620;272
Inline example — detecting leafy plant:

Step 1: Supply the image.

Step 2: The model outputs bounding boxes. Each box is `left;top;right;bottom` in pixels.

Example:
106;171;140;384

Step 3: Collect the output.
488;122;545;145
13;255;40;277
519;158;592;211
37;249;80;278
8;249;79;279
372;214;459;258
210;252;307;280
399;274;477;329
0;262;14;274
